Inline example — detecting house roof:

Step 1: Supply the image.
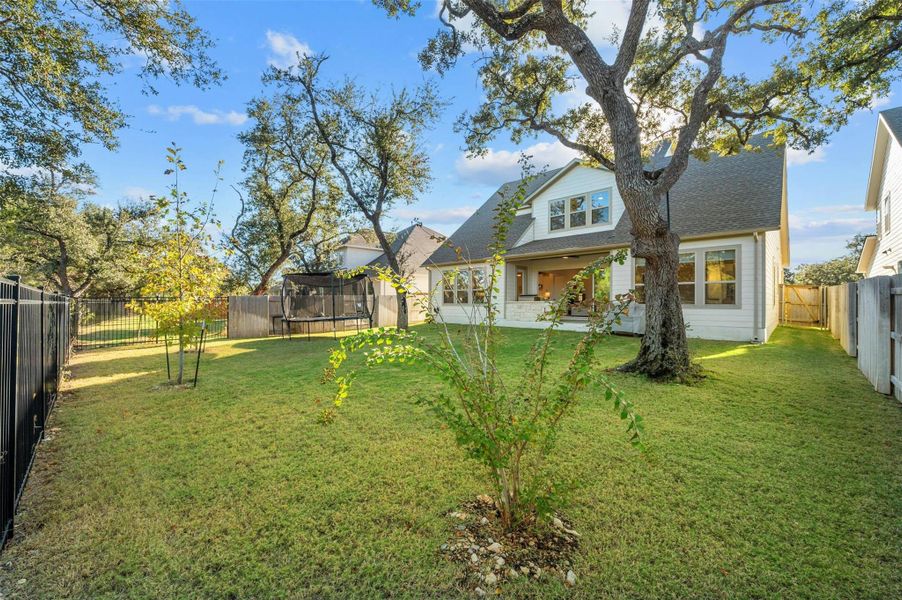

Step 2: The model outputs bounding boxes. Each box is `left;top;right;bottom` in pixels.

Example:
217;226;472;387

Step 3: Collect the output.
431;137;786;264
367;223;445;273
865;106;902;211
856;234;878;274
881;106;902;145
428;168;564;264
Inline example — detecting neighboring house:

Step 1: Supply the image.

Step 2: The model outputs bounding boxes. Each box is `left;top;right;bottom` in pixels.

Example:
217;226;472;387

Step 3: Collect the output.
426;137;789;342
857;106;902;277
337;223;445;295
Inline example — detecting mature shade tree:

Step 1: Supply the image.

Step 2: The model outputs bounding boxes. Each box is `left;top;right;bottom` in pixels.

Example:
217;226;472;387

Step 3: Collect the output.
376;0;902;379
790;234;868;286
228;96;348;295
266;55;445;329
0;0;221;169
0;160;155;296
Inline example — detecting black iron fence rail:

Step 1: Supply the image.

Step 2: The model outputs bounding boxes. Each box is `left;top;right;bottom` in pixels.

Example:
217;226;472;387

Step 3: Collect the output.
72;297;228;351
0;276;70;550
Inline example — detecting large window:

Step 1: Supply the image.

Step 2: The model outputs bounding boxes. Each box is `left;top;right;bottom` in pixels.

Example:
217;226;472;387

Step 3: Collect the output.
548;188;612;231
677;253;696;304
442;268;486;304
705;249;736;305
634;252;695;304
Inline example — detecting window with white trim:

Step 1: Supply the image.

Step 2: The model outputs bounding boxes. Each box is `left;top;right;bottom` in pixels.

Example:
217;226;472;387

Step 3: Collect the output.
884;192;891;234
634;252;696;304
705;249;737;305
442;268;486;304
548;188;612;231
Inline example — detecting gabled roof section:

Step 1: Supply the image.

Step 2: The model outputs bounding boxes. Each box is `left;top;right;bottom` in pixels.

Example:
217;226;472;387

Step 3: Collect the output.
432;137;786;264
367;223;445;273
428;167;563;264
865;106;902;211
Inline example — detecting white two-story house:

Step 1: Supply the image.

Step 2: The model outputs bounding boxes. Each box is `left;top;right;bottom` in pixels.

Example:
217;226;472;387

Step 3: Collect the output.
856;106;902;276
426;137;790;342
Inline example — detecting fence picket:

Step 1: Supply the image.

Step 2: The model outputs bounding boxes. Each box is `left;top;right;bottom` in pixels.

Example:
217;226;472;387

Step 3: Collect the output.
0;276;69;550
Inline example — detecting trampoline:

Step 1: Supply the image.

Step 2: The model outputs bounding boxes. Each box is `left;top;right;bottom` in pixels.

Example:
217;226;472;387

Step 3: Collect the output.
280;272;375;340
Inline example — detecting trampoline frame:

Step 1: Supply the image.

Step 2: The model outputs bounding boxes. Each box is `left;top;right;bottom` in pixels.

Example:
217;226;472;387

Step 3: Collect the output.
279;271;375;340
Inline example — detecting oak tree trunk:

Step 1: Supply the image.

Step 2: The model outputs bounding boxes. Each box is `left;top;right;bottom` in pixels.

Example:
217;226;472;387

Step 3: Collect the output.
620;226;692;378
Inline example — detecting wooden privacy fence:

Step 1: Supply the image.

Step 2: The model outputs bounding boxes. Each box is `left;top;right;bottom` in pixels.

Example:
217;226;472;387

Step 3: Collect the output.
825;276;902;400
227;294;429;339
782;284;824;325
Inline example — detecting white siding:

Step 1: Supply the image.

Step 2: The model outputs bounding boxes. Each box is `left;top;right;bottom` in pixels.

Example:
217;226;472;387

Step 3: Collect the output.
430;234;773;342
528;165;622;241
341;246;384;269
867;135;902;277
764;229;783;339
612;235;761;342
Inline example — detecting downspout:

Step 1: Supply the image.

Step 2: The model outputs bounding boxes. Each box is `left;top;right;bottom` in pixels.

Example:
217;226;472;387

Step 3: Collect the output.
752;232;761;343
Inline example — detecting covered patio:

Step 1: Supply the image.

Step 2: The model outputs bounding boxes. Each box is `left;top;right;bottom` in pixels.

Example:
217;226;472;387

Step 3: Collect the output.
502;253;612;323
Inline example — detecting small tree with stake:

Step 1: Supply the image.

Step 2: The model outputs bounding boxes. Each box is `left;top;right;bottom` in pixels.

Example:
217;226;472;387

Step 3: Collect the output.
322;165;643;531
132;146;226;385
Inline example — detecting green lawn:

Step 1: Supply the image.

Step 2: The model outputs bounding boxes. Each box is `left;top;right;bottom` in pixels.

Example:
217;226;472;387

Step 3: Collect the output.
1;326;900;599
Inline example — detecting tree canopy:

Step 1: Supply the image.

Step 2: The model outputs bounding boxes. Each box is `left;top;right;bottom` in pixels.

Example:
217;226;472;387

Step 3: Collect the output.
227;93;350;295
0;0;222;169
0;158;155;296
790;234;868;286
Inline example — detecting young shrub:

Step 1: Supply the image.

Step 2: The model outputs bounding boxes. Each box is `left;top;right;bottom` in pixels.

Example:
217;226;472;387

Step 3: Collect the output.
322;169;643;531
131;146;226;384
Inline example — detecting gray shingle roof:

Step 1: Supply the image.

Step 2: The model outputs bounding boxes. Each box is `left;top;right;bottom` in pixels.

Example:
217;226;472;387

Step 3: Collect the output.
432;139;785;263
367;223;446;272
427;168;563;264
881;106;902;144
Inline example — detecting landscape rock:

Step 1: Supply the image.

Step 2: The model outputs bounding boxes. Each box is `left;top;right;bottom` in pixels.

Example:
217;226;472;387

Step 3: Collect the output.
566;570;577;586
484;572;497;586
474;587;485;597
486;542;503;553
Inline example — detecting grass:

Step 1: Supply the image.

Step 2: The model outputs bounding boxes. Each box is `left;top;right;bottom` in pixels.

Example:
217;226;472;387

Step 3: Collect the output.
1;326;900;599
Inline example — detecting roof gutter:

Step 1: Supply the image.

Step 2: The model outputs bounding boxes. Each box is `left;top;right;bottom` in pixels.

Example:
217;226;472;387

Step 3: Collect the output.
427;227;783;267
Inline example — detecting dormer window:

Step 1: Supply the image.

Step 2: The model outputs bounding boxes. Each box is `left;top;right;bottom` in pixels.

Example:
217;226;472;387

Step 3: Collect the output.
549;199;565;230
569;196;586;227
549;189;612;232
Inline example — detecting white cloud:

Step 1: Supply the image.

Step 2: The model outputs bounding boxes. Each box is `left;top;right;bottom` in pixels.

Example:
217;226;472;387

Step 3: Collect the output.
147;104;247;126
393;206;476;224
122;186;155;201
265;30;312;69
455;141;580;185
787;145;827;167
870;93;893;109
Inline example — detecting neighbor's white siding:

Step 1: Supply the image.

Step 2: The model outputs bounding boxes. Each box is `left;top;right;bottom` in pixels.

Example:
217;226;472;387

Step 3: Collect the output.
529;165;623;241
341;246;384;269
867;134;902;277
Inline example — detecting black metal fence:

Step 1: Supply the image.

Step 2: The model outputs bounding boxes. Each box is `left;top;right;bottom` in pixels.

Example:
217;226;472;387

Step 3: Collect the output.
0;276;70;549
72;297;228;351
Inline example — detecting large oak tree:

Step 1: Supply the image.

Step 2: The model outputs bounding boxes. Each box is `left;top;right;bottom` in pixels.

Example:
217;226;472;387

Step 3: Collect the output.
228;95;348;295
267;55;445;329
377;0;902;379
0;0;221;170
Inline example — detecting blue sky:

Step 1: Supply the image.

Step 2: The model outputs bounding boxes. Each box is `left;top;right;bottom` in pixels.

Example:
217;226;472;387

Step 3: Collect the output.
79;0;901;267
